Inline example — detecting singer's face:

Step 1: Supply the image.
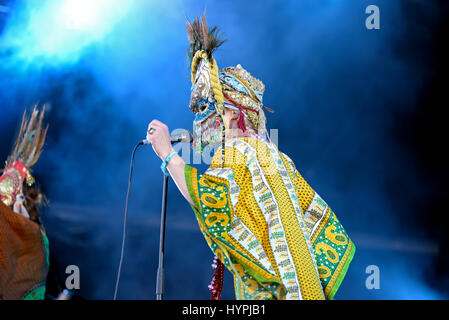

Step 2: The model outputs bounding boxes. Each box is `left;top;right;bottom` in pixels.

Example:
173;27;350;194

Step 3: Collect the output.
223;106;239;130
222;106;255;139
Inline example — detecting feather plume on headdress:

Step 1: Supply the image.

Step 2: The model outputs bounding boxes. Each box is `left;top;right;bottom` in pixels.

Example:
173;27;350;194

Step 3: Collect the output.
186;9;226;64
5;105;48;170
1;105;48;220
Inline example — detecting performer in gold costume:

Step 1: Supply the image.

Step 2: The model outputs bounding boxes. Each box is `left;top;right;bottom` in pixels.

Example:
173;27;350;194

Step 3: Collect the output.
0;107;50;300
146;13;355;300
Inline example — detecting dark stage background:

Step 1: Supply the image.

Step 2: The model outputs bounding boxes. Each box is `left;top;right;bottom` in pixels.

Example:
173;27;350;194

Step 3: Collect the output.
1;0;448;299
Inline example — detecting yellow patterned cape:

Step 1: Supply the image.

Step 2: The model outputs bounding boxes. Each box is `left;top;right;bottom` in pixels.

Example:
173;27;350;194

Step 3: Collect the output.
185;137;355;300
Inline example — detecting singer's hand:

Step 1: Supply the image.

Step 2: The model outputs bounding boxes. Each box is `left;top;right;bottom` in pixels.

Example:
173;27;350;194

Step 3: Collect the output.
145;120;194;208
146;120;175;161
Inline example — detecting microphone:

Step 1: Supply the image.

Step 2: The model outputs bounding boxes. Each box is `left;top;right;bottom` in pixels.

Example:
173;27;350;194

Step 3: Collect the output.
140;130;193;146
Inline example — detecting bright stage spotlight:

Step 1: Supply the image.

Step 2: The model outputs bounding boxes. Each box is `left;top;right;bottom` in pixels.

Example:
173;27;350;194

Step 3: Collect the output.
61;0;125;32
63;0;102;30
1;0;133;66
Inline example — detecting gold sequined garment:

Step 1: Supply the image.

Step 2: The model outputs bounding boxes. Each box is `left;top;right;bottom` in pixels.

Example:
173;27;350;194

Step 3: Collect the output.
185;137;355;300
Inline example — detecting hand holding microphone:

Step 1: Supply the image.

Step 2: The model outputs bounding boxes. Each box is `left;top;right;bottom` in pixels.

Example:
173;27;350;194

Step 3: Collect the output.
143;120;192;161
142;120;195;203
144;120;175;161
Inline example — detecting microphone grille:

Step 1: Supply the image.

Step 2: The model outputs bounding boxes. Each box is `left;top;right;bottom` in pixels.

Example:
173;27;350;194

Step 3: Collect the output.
170;130;193;143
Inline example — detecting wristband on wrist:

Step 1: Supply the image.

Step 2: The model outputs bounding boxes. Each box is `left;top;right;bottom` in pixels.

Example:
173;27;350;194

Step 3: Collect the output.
161;151;177;176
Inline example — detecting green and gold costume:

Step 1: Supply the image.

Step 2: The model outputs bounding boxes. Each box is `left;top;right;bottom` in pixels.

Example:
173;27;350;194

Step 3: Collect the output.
185;13;354;300
185;137;355;300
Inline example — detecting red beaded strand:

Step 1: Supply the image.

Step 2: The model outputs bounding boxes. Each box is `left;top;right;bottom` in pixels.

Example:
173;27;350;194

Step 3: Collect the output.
208;255;224;300
222;91;259;133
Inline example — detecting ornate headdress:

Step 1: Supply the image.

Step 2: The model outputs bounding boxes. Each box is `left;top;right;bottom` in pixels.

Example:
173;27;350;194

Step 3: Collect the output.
186;11;226;154
186;12;274;155
186;12;274;300
0;106;48;219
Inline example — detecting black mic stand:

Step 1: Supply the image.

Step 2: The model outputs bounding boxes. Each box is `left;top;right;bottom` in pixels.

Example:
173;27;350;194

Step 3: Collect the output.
156;173;169;300
155;132;193;300
114;132;192;300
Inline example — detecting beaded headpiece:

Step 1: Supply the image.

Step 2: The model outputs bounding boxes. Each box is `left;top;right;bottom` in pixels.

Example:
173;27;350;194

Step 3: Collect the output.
219;64;274;135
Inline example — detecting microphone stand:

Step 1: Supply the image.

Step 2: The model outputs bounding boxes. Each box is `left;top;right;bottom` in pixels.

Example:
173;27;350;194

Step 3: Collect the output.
114;132;192;300
154;132;191;300
156;173;169;300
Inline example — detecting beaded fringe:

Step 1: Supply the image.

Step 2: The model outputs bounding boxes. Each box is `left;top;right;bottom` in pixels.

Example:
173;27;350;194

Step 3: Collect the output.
209;255;224;300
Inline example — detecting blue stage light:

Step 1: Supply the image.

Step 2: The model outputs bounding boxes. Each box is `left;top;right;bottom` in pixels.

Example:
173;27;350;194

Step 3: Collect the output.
63;0;103;30
1;0;133;66
61;0;127;33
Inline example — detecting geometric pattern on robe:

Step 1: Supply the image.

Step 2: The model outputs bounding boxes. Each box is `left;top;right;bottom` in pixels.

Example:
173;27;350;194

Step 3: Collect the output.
185;137;355;300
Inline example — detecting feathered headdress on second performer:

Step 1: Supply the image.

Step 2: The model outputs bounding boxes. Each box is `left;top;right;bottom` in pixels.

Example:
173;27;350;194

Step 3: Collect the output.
0;106;48;214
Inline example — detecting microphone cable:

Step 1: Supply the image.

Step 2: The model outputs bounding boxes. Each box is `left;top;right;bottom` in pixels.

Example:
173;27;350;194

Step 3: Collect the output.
113;141;144;300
